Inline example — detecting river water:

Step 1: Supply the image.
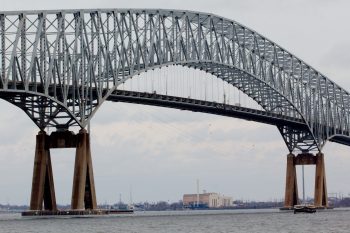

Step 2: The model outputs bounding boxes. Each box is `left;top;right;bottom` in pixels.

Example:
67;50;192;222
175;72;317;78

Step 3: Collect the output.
1;208;350;233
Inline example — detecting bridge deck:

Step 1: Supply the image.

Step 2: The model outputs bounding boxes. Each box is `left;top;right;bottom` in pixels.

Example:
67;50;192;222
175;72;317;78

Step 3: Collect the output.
107;90;307;129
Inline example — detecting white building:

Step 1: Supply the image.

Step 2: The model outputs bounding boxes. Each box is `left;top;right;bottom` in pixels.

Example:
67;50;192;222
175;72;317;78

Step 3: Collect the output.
183;192;233;208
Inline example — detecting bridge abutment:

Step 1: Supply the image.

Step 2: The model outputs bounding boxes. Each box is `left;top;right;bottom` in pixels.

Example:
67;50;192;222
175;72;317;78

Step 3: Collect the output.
283;152;328;209
29;129;97;212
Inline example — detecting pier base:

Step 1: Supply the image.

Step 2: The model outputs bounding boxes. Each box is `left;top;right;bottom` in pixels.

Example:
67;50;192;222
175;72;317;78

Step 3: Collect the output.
22;209;108;217
21;209;133;217
28;129;97;212
283;152;328;209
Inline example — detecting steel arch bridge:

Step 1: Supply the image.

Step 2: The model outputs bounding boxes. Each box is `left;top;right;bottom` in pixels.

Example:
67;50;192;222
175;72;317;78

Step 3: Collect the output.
0;9;349;153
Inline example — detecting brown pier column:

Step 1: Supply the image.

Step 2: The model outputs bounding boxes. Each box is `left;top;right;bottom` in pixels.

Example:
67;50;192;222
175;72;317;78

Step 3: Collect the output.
314;153;328;208
28;129;97;212
284;153;299;208
71;129;97;210
283;152;328;209
29;131;57;211
84;133;97;209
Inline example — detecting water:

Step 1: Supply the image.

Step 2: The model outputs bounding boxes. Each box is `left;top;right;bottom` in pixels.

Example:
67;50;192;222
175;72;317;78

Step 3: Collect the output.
1;208;350;233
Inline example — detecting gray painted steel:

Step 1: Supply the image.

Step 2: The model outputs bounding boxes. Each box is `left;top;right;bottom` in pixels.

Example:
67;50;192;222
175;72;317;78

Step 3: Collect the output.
0;9;349;152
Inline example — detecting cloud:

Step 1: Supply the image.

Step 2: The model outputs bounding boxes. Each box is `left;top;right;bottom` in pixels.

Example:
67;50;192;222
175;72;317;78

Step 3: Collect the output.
318;41;350;87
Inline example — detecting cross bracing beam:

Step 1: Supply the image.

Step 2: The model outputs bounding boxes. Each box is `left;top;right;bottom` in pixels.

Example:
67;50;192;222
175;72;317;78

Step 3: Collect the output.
0;9;349;152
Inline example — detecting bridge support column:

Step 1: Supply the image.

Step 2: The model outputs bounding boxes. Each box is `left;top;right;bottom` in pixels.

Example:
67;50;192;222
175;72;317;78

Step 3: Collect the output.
314;153;328;208
29;131;57;211
284;153;299;208
71;129;97;210
28;129;97;212
283;152;328;209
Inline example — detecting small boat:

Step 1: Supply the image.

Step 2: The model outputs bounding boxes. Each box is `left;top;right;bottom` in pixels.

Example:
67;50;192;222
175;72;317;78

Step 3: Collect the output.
108;204;134;214
294;205;316;214
108;192;134;214
293;165;316;214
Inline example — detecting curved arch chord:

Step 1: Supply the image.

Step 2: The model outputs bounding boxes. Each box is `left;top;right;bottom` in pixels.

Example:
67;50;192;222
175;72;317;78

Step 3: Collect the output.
106;60;316;152
0;90;82;129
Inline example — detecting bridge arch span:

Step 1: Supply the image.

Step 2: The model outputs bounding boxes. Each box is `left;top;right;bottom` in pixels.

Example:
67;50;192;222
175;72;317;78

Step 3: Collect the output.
0;7;346;213
107;60;315;152
0;9;349;151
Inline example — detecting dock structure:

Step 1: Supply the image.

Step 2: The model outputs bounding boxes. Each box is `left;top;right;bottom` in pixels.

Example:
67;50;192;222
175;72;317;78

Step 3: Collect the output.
22;209;108;217
21;209;133;217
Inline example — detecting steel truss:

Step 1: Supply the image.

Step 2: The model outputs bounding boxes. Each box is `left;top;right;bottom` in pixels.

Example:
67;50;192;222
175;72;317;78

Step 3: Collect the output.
0;9;349;152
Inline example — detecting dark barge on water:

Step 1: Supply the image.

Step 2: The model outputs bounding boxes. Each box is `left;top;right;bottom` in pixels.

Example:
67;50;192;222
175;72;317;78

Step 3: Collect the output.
293;205;317;214
22;207;134;217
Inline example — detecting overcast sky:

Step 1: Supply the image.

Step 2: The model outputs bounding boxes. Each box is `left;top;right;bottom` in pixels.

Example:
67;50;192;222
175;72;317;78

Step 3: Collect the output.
1;0;350;205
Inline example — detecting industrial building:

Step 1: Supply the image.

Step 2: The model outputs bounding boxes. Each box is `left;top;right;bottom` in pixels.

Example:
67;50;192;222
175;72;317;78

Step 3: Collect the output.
183;192;233;208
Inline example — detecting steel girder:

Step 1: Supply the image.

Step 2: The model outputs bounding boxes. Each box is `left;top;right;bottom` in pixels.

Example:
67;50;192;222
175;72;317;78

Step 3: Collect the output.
0;9;349;152
107;89;307;130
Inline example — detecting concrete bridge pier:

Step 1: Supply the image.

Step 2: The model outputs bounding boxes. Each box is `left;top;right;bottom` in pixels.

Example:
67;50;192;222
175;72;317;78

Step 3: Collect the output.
30;131;57;211
283;152;328;209
284;153;299;208
314;153;328;207
29;129;97;212
71;129;97;210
